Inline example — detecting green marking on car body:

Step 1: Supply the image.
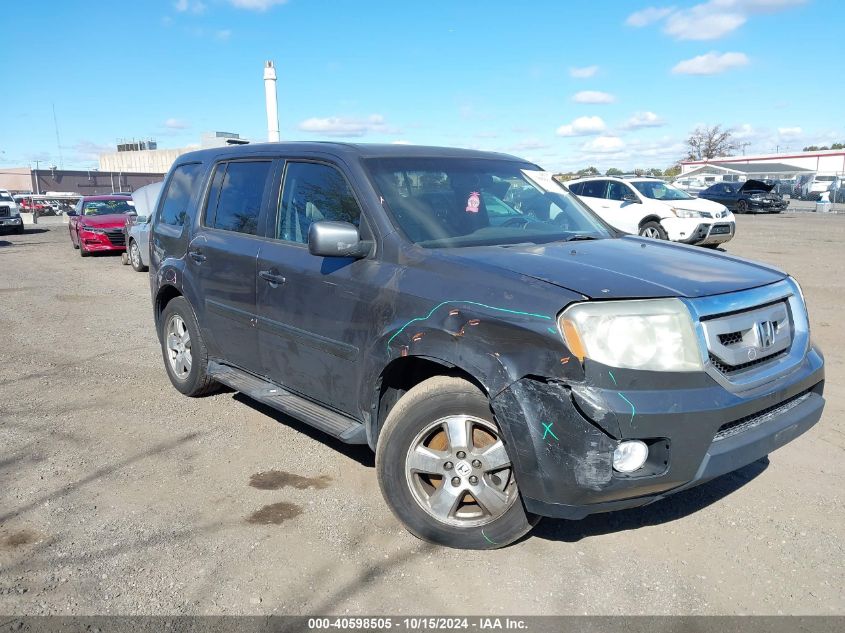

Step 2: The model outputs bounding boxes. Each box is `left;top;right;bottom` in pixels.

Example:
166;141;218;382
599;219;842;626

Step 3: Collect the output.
541;421;559;441
608;370;617;386
386;300;553;352
618;392;636;423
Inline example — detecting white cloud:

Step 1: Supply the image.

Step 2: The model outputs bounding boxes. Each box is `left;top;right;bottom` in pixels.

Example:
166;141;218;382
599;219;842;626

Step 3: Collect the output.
229;0;288;10
582;136;626;153
298;114;393;137
778;126;802;137
625;111;665;129
627;0;806;40
626;6;675;27
556;116;607;137
572;90;616;104
163;118;190;129
672;51;749;75
664;6;746;40
391;140;411;145
569;65;599;79
174;0;206;14
215;29;232;40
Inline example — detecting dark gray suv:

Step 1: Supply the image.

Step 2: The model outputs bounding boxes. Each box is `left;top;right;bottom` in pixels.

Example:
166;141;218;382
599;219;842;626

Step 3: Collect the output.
149;143;825;549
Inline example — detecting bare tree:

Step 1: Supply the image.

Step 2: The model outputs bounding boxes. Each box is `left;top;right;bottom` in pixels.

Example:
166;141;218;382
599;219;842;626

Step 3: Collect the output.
686;125;738;160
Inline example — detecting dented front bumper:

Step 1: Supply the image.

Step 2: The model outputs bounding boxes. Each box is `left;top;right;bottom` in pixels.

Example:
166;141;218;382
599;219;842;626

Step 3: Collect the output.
489;345;825;520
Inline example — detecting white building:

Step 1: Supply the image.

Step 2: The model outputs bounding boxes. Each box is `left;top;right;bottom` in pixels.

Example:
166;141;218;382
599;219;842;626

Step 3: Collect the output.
98;132;249;174
682;149;845;178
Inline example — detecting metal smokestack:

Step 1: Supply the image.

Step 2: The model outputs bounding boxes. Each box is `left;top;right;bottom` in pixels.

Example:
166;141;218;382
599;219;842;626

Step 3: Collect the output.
264;60;280;142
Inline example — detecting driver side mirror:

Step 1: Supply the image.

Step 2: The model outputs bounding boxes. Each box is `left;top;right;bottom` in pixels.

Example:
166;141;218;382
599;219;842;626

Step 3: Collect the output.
308;221;372;258
67;210;78;217
622;194;640;203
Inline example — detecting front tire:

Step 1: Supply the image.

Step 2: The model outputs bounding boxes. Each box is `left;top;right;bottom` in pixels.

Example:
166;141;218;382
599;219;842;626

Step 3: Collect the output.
159;296;217;396
736;200;749;214
638;221;668;240
376;376;538;549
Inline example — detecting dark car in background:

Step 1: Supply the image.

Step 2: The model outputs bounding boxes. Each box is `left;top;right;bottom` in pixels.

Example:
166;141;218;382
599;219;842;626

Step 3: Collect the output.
699;180;788;213
67;195;135;257
147;142;824;550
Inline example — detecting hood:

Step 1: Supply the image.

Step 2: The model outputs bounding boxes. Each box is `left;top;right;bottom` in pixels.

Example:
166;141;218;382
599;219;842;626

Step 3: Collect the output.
442;237;786;299
132;181;164;219
78;214;128;228
739;179;774;193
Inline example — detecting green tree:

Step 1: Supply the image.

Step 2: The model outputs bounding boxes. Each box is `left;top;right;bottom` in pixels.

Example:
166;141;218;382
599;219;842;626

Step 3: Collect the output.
577;166;599;176
605;167;624;176
648;168;664;177
664;164;682;178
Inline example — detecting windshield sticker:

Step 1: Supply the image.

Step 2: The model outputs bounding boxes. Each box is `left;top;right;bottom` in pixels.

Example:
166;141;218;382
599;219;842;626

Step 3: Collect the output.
465;191;480;214
521;170;568;194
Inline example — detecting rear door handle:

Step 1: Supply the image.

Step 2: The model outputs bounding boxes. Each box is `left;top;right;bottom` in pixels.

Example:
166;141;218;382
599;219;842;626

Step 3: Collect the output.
259;270;286;286
188;249;206;263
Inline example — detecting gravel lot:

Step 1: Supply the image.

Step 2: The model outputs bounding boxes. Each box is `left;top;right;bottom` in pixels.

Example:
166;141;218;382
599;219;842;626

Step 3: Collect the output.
1;216;843;616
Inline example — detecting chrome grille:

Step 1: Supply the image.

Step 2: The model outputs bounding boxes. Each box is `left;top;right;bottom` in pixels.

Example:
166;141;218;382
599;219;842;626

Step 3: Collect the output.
0;206;9;218
701;300;792;374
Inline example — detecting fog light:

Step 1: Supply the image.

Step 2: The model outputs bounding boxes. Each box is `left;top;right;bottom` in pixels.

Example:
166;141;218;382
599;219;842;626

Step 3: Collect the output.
612;440;648;473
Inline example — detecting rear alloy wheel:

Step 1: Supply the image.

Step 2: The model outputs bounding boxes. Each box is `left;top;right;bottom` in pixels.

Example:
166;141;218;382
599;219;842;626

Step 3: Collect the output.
159;296;217;396
638;221;668;240
376;376;538;549
736;200;749;214
129;240;147;272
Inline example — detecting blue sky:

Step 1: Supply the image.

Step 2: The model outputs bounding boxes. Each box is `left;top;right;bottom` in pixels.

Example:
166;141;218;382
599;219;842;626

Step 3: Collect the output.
2;0;843;172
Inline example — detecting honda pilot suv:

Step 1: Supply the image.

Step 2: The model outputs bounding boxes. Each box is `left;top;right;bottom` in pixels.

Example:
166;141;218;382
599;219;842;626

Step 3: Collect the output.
149;143;825;549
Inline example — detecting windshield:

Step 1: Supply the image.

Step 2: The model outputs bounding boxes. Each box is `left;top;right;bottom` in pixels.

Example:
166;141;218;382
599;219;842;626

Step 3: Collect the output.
82;199;133;215
364;158;612;248
0;193;13;202
631;180;693;201
815;176;835;182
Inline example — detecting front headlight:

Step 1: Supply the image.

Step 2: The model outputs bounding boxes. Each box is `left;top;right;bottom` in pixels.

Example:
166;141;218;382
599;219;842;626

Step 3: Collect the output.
559;298;703;372
670;207;704;218
80;225;105;234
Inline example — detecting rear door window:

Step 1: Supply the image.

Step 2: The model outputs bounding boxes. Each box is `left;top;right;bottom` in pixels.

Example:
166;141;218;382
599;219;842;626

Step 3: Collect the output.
204;160;273;235
159;163;203;227
579;180;607;199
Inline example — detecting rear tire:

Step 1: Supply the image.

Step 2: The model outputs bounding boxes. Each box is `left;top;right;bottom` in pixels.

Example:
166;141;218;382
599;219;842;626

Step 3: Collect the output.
159;296;217;397
736;200;749;214
376;376;539;550
128;239;147;272
638;221;668;240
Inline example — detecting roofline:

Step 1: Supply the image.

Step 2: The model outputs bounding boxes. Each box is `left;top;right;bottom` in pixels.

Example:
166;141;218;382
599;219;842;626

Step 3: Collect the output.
683;150;845;165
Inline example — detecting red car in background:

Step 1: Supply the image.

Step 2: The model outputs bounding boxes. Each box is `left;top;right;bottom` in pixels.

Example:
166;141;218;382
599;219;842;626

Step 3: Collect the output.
68;195;135;257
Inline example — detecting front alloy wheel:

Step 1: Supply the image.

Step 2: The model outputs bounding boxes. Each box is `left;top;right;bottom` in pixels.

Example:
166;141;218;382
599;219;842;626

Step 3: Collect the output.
376;376;538;549
405;415;517;528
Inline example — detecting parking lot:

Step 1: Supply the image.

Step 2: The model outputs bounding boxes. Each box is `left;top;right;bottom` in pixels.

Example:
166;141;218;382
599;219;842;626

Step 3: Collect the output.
1;215;843;616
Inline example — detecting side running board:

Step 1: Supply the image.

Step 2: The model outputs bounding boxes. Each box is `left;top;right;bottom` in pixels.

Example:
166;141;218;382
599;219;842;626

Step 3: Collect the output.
208;361;367;444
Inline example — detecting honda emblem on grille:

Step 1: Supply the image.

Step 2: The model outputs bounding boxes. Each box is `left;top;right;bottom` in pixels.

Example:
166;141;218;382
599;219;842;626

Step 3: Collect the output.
757;320;776;349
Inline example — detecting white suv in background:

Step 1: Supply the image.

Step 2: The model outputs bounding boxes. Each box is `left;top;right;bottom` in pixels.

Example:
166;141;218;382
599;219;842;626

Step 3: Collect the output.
566;176;735;247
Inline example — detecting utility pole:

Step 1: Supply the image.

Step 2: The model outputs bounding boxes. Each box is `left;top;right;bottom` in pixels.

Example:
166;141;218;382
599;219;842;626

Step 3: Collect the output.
264;61;280;142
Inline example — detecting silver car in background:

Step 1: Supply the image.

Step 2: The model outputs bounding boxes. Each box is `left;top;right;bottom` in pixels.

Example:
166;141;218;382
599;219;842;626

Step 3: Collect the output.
123;182;163;272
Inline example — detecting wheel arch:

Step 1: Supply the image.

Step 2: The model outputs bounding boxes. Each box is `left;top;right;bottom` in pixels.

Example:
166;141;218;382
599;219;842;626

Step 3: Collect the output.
368;354;488;450
638;214;664;228
154;284;183;330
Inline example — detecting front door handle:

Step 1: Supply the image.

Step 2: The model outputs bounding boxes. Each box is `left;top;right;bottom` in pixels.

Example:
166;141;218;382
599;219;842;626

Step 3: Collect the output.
188;249;206;263
259;270;286;286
